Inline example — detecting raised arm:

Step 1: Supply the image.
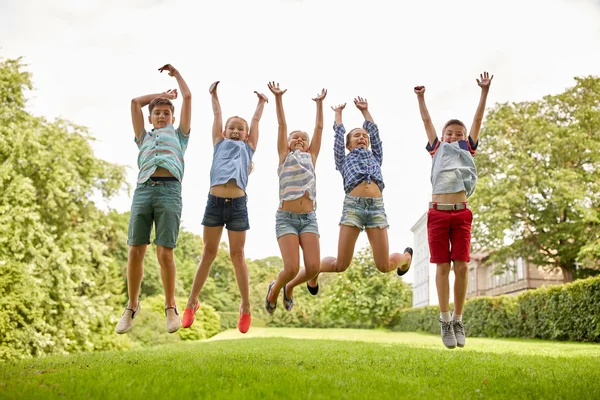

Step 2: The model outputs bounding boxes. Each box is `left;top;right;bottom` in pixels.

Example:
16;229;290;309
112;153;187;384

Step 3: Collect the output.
308;88;327;164
332;103;346;171
159;64;191;135
209;81;223;146
267;82;289;163
131;89;177;141
469;71;494;144
355;97;382;164
248;91;269;151
414;86;438;146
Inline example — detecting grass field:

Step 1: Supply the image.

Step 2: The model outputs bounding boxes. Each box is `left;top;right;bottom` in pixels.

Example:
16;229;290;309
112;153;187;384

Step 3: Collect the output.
1;328;600;399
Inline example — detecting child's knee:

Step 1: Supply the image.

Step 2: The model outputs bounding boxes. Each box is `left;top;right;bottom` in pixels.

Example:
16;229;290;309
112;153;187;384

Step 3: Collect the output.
229;249;245;263
334;261;351;273
156;246;174;265
453;261;468;276
305;264;320;279
436;263;451;276
128;245;146;262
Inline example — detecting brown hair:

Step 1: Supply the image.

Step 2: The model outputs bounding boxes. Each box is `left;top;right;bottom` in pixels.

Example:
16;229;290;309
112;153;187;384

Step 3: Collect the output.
149;97;175;114
442;119;467;133
225;116;249;133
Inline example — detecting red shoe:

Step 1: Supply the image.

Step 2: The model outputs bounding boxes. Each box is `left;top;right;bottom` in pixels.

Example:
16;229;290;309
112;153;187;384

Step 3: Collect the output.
182;302;200;328
238;306;251;334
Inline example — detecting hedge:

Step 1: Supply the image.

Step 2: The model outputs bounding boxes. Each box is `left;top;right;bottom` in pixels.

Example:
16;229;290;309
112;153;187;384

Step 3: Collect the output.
392;276;600;342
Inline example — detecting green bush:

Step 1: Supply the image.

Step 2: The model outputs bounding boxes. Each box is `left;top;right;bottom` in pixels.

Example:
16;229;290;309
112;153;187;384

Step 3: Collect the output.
392;276;600;342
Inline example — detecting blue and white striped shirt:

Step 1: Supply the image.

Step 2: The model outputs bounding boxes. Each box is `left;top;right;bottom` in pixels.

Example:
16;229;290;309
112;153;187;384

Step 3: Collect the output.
135;124;190;183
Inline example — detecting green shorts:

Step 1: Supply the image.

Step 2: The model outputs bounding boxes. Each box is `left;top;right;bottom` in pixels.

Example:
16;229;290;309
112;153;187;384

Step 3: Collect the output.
127;180;182;248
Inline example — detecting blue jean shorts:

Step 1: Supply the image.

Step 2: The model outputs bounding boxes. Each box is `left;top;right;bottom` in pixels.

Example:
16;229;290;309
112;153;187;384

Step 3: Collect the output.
202;193;250;231
339;195;389;231
275;210;319;240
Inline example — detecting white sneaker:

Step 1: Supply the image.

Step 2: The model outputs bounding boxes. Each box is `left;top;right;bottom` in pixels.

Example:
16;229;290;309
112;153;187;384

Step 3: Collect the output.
115;302;141;334
165;306;181;333
439;318;457;349
453;320;466;348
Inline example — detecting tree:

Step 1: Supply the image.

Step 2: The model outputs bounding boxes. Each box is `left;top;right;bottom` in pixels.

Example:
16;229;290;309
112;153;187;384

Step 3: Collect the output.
470;76;600;282
0;57;127;359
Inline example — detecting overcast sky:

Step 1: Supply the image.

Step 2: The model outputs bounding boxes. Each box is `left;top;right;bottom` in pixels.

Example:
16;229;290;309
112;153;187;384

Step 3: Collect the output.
2;0;600;284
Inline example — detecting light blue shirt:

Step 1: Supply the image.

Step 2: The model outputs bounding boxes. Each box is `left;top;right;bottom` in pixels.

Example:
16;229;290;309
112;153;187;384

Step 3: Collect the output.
210;139;255;192
427;138;478;198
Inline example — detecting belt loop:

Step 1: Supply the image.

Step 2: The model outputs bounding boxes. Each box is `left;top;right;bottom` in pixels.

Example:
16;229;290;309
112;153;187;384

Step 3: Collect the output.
433;203;438;210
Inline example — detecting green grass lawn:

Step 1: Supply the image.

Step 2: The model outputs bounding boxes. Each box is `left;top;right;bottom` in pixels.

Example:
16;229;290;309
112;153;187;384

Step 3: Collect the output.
1;328;600;399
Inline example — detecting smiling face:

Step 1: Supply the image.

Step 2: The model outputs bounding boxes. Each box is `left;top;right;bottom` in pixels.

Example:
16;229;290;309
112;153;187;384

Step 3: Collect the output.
288;130;310;152
224;116;249;141
346;128;370;150
442;120;467;143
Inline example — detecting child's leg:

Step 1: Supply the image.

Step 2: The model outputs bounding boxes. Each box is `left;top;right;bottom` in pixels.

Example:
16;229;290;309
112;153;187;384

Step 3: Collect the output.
156;246;177;308
436;263;452;313
186;226;224;309
127;245;147;309
452;261;469;314
314;225;361;286
269;234;300;303
228;230;251;314
285;233;320;296
365;228;412;273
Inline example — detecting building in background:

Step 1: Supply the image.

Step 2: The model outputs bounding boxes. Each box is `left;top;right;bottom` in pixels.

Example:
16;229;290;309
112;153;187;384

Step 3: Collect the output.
410;211;563;308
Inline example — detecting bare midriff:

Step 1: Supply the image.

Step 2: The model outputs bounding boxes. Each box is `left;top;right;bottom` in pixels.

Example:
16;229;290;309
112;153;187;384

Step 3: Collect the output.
280;191;314;213
151;166;175;178
210;179;245;198
431;191;467;204
348;180;382;198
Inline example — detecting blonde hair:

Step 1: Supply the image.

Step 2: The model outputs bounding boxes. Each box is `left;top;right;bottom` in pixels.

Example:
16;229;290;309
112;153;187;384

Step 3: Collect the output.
288;130;310;141
225;116;249;134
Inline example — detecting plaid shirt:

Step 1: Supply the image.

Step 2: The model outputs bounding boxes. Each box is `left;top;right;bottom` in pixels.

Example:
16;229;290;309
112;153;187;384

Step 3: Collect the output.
334;120;385;194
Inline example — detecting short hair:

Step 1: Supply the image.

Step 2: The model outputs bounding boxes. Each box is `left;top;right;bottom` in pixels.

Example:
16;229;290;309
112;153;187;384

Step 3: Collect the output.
149;97;175;114
442;119;467;133
225;116;249;133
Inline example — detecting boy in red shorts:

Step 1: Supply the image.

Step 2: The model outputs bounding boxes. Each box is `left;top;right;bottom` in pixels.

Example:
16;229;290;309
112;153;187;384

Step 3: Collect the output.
414;72;493;349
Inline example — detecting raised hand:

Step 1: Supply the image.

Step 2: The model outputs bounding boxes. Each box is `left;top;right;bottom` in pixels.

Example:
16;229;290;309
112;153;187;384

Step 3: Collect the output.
414;86;426;96
331;103;346;112
209;81;220;96
267;81;287;97
312;88;327;102
354;96;368;111
158;64;179;77
161;89;178;100
255;91;269;103
476;71;494;89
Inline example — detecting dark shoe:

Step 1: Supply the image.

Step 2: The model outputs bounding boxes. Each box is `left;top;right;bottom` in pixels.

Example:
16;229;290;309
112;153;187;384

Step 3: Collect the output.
283;284;294;311
397;247;413;276
265;281;277;313
307;282;319;295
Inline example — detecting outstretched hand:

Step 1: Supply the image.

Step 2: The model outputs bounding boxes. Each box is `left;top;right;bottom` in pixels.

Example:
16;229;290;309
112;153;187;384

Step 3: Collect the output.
414;86;426;96
161;89;178;100
331;103;346;112
158;64;179;77
354;96;368;111
267;81;287;97
312;88;327;102
255;91;269;103
209;81;220;95
477;71;494;89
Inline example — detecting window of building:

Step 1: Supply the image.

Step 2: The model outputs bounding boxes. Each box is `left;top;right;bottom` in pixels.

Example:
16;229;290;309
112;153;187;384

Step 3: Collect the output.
516;257;524;280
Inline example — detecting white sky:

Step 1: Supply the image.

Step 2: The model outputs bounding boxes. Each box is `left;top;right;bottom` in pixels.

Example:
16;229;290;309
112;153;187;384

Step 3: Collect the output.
2;0;600;285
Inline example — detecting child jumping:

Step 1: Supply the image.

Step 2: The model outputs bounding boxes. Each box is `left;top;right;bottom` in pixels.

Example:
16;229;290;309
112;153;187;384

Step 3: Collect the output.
116;64;192;335
414;71;493;349
307;97;412;294
264;82;326;313
182;81;268;334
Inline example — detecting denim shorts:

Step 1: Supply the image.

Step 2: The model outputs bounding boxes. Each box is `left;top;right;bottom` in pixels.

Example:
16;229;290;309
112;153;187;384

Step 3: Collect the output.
339;195;389;231
275;210;319;240
202;193;250;231
127;180;182;248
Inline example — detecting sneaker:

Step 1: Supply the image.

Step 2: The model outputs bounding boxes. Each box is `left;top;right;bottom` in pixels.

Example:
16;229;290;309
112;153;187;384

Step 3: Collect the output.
453;320;466;348
115;302;141;334
165;306;181;333
182;302;200;329
439;318;457;349
238;305;251;334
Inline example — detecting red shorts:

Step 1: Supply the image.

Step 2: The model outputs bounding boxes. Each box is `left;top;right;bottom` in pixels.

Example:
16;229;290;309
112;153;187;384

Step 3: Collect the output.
427;207;473;263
